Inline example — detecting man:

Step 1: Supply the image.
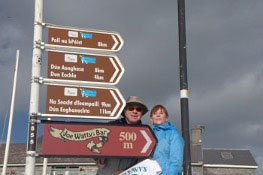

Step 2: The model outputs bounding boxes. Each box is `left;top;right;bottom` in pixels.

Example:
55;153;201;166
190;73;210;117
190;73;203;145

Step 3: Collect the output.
96;96;148;175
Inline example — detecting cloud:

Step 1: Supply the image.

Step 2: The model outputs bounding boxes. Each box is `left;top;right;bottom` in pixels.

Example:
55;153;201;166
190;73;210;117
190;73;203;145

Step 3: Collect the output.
0;22;26;117
0;2;263;174
0;24;22;61
162;65;263;157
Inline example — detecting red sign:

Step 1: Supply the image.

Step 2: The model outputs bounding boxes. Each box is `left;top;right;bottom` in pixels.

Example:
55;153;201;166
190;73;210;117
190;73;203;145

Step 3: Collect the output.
45;84;125;119
41;122;157;158
47;26;123;52
47;51;124;85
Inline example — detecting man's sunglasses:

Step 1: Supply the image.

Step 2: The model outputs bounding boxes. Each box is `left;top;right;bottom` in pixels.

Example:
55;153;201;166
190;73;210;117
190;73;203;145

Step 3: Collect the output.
128;107;142;112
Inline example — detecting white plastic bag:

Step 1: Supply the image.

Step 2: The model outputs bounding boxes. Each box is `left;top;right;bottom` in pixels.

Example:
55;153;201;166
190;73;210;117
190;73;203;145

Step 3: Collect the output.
118;159;162;175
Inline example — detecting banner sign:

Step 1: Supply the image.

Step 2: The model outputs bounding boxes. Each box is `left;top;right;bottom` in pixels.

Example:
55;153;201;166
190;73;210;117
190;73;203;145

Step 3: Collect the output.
41;122;157;158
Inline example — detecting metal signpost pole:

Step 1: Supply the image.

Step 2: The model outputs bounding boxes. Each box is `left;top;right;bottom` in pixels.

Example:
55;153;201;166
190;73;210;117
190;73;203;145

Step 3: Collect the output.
25;0;43;174
177;0;192;174
2;50;19;175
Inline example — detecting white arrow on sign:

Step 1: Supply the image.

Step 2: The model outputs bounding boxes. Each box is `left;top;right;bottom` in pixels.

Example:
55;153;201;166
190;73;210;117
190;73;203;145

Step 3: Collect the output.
109;57;120;83
111;35;119;50
140;130;153;153
110;90;121;117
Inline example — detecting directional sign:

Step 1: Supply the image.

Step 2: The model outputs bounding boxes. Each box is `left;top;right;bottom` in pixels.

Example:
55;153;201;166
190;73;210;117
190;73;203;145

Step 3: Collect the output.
47;25;123;52
47;51;124;85
45;84;125;119
41;122;157;158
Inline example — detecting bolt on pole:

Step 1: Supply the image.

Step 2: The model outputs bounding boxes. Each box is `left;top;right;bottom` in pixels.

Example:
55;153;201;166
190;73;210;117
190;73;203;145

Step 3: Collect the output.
177;0;192;174
25;0;43;174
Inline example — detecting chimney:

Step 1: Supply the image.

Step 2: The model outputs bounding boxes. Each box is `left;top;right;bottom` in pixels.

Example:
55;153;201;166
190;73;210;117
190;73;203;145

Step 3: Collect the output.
191;125;205;145
191;125;205;163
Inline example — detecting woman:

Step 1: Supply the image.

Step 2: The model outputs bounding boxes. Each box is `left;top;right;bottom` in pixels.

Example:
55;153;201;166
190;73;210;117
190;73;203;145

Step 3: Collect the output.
150;104;184;175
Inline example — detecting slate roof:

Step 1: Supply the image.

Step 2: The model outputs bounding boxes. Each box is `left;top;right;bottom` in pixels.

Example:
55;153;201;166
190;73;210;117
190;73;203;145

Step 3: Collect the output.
203;148;258;168
0;144;95;165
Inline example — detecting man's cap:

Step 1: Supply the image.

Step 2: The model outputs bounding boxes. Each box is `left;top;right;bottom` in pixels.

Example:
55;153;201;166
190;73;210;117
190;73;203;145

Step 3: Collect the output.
121;96;148;116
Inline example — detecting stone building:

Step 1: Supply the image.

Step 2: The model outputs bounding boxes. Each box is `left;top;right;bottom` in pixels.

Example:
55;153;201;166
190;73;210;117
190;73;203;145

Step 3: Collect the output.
191;125;258;175
202;148;258;175
0;144;97;175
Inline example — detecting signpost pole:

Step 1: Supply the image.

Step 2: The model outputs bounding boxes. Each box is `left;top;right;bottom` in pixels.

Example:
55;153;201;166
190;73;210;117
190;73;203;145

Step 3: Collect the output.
25;0;43;174
2;50;19;175
177;0;192;174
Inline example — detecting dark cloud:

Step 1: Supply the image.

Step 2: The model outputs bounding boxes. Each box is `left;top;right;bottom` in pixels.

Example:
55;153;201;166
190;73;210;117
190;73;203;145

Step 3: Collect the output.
0;0;262;174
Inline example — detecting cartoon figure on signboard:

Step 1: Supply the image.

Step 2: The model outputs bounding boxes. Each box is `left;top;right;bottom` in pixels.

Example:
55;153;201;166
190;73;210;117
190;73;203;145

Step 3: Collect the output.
87;136;108;153
49;126;110;153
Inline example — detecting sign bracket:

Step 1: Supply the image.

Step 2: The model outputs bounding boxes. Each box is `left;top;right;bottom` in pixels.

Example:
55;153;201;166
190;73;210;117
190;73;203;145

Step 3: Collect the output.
45;23;122;35
30;112;42;118
29;118;41;124
33;41;43;50
26;152;39;157
43;43;117;55
34;21;46;27
39;113;119;120
42;81;116;89
32;76;44;84
41;78;119;87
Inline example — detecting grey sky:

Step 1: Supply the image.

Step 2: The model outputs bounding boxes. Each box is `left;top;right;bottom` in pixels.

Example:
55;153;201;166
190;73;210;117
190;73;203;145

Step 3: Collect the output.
0;0;262;174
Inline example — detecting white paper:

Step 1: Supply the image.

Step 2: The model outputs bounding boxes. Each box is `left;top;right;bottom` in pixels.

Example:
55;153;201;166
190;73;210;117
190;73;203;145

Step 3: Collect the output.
119;159;162;175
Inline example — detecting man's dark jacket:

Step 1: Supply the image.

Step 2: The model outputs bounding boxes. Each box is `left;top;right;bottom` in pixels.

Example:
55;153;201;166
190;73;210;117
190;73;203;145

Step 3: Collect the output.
96;117;143;175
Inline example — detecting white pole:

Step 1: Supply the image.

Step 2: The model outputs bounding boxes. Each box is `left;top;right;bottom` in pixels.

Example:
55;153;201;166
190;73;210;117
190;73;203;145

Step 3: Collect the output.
25;0;43;174
1;50;20;175
42;158;48;175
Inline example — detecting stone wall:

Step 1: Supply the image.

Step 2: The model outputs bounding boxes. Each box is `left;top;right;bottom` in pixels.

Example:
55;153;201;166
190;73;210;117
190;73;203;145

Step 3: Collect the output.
192;164;203;175
0;165;98;175
204;167;256;175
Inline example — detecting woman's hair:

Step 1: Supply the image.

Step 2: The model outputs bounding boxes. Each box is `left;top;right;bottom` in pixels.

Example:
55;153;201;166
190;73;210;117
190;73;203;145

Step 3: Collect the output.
150;104;169;117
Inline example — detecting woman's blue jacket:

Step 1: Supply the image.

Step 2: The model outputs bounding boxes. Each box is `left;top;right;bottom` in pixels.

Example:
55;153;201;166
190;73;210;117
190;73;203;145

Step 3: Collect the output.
152;121;184;175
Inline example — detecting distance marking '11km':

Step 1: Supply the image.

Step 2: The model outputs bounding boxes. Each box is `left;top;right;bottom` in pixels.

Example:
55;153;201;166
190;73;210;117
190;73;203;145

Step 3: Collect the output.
45;84;125;120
